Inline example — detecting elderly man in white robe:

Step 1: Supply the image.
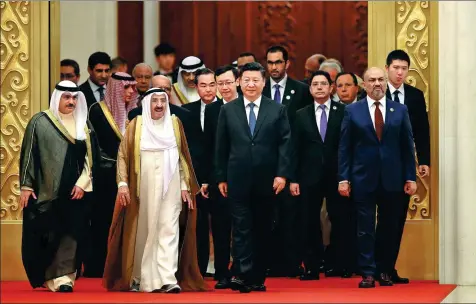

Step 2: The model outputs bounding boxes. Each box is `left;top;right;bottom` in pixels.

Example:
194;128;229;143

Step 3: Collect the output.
103;88;206;293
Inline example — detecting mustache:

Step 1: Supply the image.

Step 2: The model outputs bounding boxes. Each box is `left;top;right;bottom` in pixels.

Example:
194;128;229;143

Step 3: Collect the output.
66;103;76;107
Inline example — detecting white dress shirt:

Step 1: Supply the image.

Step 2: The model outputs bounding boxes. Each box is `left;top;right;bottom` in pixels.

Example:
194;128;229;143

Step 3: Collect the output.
270;74;288;103
200;97;217;131
387;82;405;104
367;96;387;129
244;96;262;123
314;99;331;133
88;78;106;102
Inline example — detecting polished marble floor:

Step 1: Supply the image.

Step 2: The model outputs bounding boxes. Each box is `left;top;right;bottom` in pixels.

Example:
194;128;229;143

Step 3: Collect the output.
442;286;476;303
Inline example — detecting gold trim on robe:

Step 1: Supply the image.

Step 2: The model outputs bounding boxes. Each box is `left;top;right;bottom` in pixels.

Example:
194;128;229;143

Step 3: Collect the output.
98;101;123;140
172;83;189;105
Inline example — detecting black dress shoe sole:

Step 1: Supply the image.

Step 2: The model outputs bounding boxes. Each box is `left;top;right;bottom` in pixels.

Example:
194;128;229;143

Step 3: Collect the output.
359;283;375;288
230;281;252;293
251;285;266;292
392;279;410;284
378;281;394;287
214;283;231;289
58;285;73;292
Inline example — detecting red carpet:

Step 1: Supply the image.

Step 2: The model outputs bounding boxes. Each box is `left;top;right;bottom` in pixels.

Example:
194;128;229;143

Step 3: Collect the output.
1;278;455;303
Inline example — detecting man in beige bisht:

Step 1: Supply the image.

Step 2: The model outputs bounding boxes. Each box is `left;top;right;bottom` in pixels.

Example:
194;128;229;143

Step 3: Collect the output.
103;88;207;293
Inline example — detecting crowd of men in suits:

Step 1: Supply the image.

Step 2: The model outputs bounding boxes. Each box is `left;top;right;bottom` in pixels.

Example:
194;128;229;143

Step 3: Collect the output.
59;44;430;291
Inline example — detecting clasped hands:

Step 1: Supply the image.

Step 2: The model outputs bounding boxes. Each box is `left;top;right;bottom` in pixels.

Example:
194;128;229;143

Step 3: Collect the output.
117;186;194;209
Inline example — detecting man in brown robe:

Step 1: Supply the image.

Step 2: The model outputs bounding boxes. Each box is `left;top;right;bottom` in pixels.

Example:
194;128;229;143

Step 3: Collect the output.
103;88;207;293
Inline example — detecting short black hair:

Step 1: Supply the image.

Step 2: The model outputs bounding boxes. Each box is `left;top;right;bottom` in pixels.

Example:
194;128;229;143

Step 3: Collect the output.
154;43;176;57
386;49;411;67
266;45;289;62
239;62;266;78
194;68;215;85
88;52;112;70
238;52;257;62
335;72;358;86
111;56;127;68
309;70;332;85
60;59;80;75
215;65;239;80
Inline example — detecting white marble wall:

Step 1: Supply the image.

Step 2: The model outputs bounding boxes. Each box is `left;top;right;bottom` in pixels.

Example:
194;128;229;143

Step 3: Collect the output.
60;1;117;84
439;1;476;286
143;1;160;70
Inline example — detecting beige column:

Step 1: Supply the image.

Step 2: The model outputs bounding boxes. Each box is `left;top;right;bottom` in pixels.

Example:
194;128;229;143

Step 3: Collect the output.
439;1;476;286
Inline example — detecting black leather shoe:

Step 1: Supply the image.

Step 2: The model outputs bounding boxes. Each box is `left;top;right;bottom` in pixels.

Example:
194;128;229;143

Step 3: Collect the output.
378;273;394;286
251;284;266;292
358;276;375;288
300;271;320;281
230;277;252;293
215;278;231;289
391;273;410;284
58;284;73;292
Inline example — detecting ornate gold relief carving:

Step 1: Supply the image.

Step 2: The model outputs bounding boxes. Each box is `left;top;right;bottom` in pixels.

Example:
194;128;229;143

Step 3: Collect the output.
396;1;431;219
1;1;30;220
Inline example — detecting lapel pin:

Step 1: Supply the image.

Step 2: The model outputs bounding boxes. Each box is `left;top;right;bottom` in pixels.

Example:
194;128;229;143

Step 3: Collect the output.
390;108;394;112
333;106;337;110
286;95;291;100
291;90;295;94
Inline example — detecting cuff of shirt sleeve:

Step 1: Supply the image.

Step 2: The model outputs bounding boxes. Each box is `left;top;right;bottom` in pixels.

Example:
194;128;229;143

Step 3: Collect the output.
339;180;349;184
76;176;92;192
118;181;128;188
406;180;416;183
21;186;34;191
180;179;188;191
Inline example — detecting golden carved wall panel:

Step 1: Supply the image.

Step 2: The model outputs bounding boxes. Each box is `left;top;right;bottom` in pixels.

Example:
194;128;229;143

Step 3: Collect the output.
396;1;431;220
1;1;30;221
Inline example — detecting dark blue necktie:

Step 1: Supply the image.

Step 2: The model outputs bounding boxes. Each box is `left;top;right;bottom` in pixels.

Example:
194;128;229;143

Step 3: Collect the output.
273;84;281;104
248;103;256;135
319;104;327;141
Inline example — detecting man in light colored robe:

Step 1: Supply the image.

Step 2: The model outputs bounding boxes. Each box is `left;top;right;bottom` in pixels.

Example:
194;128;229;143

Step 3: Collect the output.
103;88;207;293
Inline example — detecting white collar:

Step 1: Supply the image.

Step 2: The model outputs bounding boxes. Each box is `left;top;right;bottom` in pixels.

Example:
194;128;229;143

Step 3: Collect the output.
270;74;288;89
387;82;404;95
88;78;105;92
244;95;262;108
367;95;386;108
314;99;331;111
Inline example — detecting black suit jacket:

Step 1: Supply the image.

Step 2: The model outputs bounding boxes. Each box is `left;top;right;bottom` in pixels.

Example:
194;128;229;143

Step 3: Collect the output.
80;80;98;108
293;101;345;186
182;99;221;184
263;77;313;127
386;84;430;166
203;99;226;184
215;95;292;197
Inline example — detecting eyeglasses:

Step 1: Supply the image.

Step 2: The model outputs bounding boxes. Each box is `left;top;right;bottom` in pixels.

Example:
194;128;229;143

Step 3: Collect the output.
267;60;285;66
217;81;235;87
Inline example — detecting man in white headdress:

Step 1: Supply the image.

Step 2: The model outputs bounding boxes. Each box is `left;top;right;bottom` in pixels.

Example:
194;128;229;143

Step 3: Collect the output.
20;81;100;292
171;56;205;105
103;88;207;293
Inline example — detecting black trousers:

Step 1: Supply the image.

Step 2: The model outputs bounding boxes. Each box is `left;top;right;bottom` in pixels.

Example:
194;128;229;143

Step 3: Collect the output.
84;167;116;277
392;193;410;275
354;186;405;277
229;191;274;285
326;194;357;272
196;188;232;279
268;187;301;276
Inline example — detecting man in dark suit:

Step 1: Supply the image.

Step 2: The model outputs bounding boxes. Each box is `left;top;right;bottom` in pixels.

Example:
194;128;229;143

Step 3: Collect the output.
384;49;430;284
215;62;292;292
201;65;240;289
338;67;417;288
79;52;112;108
290;71;351;280
263;45;313;277
181;68;220;281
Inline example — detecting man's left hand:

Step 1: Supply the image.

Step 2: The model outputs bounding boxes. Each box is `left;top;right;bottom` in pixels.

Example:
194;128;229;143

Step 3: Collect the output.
71;186;85;200
273;177;286;195
182;190;194;210
404;181;417;196
418;165;430;178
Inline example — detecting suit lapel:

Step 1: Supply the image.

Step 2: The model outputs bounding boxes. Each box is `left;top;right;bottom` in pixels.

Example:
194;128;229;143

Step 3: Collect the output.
325;101;340;142
253;98;270;138
307;104;320;142
382;98;394;139
235;97;252;139
282;78;295;106
361;100;379;142
263;79;272;98
385;89;391;100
